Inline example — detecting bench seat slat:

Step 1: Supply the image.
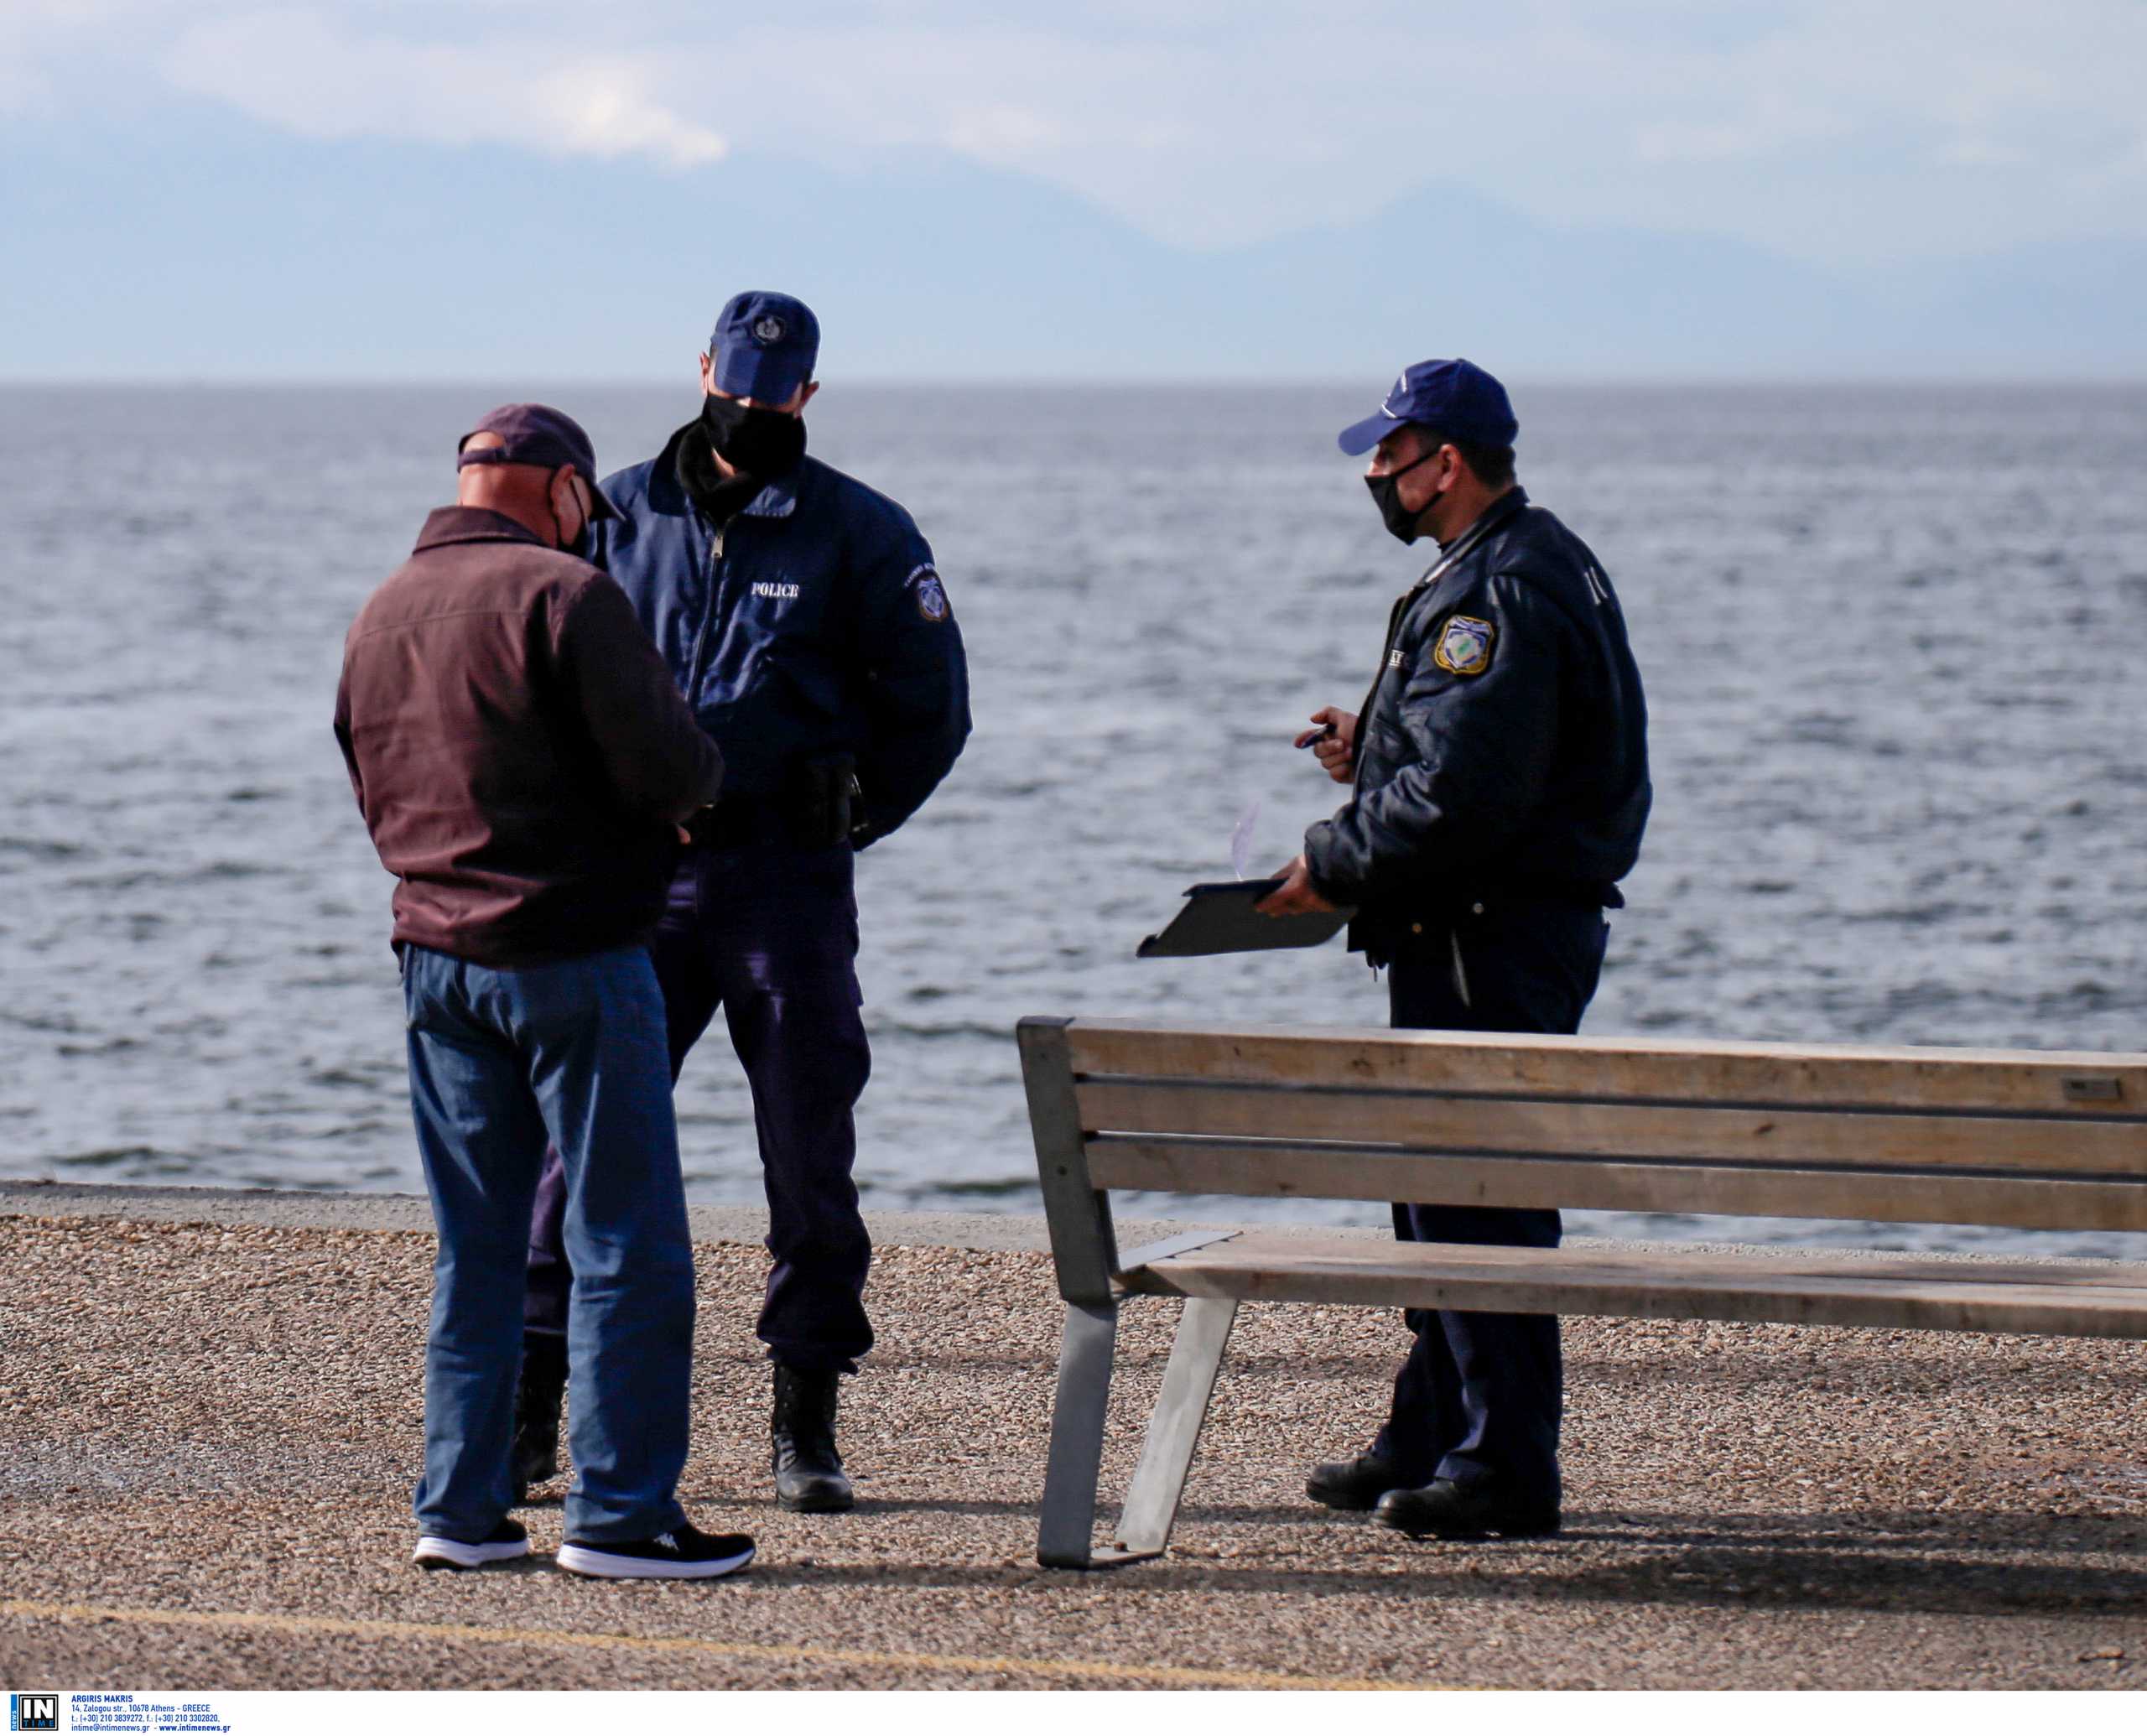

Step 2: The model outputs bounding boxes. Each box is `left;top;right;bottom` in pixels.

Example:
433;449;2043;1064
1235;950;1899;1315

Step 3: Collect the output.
1065;1021;2147;1120
1085;1136;2147;1231
1117;1232;2147;1338
1075;1080;2147;1175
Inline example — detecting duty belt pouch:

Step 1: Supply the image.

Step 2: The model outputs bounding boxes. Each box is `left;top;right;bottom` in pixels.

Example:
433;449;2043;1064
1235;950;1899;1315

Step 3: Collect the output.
795;753;861;848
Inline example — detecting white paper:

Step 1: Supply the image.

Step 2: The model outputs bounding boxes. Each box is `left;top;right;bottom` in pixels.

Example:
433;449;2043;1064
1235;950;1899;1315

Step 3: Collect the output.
1229;799;1261;880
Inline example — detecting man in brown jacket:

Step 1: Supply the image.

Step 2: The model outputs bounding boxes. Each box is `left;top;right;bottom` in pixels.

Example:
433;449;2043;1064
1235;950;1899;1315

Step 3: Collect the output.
335;403;752;1581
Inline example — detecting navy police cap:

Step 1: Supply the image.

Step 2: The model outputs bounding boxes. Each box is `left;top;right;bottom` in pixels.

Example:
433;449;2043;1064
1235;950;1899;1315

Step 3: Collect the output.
710;291;821;404
1337;358;1518;457
456;403;621;519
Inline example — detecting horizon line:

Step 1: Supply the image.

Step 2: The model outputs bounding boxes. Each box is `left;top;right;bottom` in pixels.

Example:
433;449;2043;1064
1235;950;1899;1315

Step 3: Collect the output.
5;373;2146;391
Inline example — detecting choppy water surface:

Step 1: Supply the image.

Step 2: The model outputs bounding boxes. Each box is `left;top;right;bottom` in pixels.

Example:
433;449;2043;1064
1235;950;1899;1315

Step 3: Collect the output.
4;384;2144;1255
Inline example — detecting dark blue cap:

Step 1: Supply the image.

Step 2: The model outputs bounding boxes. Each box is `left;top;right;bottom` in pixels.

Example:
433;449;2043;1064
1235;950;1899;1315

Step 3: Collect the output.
709;291;820;404
1336;358;1518;457
456;403;621;518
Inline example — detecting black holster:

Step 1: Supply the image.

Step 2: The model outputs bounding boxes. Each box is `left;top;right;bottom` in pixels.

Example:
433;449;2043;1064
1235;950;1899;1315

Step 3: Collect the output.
796;753;863;849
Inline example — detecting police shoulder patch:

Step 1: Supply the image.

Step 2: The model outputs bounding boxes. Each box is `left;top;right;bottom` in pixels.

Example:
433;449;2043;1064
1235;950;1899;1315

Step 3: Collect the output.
909;564;950;623
1432;614;1495;677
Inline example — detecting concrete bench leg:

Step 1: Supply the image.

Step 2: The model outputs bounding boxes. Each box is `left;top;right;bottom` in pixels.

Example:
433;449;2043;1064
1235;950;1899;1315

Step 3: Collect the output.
1115;1297;1238;1559
1037;1299;1120;1568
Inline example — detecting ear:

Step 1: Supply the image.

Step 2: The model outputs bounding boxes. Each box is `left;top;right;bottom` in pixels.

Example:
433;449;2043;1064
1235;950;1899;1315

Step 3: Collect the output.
699;352;715;394
798;381;820;411
550;466;582;536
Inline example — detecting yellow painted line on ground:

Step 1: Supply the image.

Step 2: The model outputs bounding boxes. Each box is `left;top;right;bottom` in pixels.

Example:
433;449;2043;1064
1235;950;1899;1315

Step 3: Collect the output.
1;1596;1448;1692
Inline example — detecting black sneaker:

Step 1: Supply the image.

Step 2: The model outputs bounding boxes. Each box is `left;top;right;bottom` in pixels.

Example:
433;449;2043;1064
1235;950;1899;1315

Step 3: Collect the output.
412;1517;530;1572
556;1521;756;1581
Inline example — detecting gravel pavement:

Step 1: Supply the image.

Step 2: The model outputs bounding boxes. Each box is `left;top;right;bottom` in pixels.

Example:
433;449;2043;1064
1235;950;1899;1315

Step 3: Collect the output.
3;1190;2145;1690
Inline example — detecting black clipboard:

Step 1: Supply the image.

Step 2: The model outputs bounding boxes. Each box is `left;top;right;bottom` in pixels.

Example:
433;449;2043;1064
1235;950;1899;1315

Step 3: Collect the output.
1136;878;1355;959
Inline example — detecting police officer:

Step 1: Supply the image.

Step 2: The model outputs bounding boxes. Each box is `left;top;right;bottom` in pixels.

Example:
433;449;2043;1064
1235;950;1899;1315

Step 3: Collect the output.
1258;358;1650;1540
514;293;972;1514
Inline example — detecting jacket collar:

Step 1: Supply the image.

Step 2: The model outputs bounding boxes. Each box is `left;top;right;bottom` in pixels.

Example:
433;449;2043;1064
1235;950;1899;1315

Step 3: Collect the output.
655;420;801;522
412;506;550;553
1412;486;1530;592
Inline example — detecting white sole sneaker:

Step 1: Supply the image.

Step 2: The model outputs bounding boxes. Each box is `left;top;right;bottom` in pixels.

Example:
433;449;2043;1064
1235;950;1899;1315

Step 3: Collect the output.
556;1539;756;1580
412;1533;532;1571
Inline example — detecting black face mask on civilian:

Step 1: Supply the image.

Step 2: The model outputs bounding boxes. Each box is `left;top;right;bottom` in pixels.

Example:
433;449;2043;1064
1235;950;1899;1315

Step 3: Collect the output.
1366;446;1442;544
700;395;807;480
546;470;588;554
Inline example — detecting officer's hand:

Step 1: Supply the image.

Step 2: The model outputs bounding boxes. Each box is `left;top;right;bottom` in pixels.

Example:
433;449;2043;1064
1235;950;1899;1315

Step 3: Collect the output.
1293;707;1359;784
1255;855;1338;917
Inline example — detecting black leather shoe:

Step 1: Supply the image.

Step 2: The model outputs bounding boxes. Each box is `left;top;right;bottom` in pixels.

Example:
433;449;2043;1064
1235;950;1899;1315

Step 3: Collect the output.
511;1334;568;1503
771;1364;855;1514
1306;1453;1418;1512
1375;1478;1561;1540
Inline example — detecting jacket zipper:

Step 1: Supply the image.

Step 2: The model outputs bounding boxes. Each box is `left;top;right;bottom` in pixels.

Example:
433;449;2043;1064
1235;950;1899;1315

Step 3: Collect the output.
683;523;726;709
1349;499;1526;786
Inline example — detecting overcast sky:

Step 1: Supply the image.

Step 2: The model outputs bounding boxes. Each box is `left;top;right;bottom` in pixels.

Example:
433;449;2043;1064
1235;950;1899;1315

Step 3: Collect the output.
7;1;2146;268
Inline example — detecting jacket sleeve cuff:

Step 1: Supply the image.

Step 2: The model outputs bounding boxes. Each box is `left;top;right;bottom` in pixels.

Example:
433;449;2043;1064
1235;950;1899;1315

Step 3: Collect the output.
1302;822;1354;904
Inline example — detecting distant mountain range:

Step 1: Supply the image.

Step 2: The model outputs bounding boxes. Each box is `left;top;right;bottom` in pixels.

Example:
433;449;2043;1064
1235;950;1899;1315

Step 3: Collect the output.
6;104;2142;379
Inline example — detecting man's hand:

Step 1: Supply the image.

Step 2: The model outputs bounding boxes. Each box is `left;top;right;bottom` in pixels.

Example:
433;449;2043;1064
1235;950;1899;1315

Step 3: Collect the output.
1294;707;1359;785
1255;855;1338;917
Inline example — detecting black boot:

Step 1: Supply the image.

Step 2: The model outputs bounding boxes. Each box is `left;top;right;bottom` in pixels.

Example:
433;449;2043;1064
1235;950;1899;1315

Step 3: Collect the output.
1375;1477;1561;1540
771;1364;855;1514
1306;1453;1418;1512
511;1333;567;1503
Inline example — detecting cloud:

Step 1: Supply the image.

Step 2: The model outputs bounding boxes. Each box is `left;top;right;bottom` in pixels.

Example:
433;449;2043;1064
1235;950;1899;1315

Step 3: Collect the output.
944;104;1063;158
164;8;725;169
642;3;2147;261
1635;105;1852;166
11;2;2147;268
1934;138;2031;169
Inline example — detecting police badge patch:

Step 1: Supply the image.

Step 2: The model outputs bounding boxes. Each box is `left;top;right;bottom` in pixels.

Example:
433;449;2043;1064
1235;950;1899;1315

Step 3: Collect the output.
752;314;788;343
911;565;950;623
1432;614;1495;676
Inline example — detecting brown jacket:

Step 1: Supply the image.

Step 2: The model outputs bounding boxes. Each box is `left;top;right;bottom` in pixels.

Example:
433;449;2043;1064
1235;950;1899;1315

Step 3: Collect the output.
335;507;724;965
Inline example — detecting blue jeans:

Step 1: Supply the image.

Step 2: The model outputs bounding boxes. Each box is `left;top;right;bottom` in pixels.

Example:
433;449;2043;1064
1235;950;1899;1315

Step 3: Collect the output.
403;942;695;1544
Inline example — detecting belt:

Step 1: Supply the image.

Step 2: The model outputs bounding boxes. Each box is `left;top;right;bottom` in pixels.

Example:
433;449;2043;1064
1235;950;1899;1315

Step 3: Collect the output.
685;798;796;850
1364;877;1620;928
1490;876;1624;911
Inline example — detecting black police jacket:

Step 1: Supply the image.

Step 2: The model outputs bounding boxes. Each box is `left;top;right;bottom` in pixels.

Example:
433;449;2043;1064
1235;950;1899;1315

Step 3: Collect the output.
1303;487;1651;954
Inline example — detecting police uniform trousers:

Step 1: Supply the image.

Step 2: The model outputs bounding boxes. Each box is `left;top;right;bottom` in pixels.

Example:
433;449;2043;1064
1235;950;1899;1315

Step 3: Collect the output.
525;840;875;1374
1370;895;1609;1505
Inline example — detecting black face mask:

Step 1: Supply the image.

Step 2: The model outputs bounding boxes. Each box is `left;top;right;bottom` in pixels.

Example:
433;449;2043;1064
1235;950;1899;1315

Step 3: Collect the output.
1366;447;1440;544
700;394;806;481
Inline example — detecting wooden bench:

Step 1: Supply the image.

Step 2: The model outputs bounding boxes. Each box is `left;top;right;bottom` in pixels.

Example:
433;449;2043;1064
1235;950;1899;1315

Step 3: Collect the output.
1016;1015;2147;1569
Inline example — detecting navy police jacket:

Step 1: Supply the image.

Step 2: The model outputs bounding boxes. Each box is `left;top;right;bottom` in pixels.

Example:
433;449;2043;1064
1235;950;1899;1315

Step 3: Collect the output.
1305;487;1651;951
591;424;971;845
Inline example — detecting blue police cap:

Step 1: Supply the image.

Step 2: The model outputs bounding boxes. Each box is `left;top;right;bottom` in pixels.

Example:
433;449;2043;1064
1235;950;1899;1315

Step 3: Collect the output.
709;291;821;404
1336;358;1519;457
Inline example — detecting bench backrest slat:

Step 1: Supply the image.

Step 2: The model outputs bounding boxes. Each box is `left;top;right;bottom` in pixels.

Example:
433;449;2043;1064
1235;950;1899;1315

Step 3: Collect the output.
1032;1019;2147;1234
1065;1021;2147;1116
1084;1137;2147;1233
1074;1081;2146;1176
